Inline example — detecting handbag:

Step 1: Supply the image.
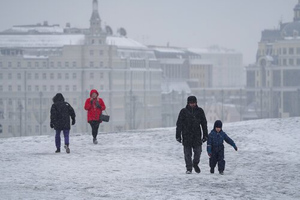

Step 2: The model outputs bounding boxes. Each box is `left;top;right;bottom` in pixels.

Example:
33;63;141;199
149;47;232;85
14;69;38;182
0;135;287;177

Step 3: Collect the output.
99;110;110;122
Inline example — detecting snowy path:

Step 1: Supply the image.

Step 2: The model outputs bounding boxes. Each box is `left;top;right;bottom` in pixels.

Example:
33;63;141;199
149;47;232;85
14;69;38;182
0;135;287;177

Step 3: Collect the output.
0;118;300;200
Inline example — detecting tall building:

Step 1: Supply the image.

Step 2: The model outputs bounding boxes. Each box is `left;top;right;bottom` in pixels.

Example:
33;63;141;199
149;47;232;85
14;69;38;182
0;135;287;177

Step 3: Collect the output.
0;0;162;137
246;0;300;118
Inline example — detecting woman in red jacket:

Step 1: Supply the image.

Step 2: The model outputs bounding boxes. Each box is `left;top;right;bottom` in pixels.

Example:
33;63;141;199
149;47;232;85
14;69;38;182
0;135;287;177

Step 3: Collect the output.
84;89;106;144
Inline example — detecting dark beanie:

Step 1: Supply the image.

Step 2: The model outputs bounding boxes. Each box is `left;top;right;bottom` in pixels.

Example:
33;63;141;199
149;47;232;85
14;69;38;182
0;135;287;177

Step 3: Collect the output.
187;96;197;104
214;120;222;129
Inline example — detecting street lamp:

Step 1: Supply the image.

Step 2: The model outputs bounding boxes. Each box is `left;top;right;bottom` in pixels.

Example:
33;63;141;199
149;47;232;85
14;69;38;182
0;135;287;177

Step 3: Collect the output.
18;103;23;137
39;91;43;135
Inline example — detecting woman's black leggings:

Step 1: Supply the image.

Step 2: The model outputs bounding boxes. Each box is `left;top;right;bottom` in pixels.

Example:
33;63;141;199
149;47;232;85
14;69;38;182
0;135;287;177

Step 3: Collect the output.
89;120;100;139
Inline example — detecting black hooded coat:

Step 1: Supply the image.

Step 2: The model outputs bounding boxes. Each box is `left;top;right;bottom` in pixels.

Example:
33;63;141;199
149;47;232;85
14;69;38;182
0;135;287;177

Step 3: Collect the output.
176;104;208;147
50;93;76;130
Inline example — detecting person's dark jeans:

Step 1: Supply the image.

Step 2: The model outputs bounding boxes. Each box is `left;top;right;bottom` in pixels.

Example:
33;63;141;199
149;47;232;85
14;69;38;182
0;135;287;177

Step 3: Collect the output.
183;145;202;171
55;129;70;149
89;120;100;139
209;147;225;172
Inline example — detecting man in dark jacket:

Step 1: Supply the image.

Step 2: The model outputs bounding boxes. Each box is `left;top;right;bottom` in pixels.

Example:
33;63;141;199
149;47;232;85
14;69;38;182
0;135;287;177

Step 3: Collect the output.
176;96;208;174
50;93;76;153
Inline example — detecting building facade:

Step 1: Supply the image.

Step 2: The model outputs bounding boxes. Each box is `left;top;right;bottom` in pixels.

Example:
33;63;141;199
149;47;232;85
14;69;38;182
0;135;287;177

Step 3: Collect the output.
0;0;162;137
246;0;300;118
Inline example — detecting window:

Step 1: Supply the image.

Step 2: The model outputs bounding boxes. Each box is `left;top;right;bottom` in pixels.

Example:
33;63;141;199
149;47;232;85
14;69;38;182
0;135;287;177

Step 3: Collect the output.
283;48;287;55
43;73;46;79
35;85;39;92
8;62;12;68
90;50;94;56
17;62;21;68
43;62;46;68
27;62;31;68
58;73;62;79
289;59;294;66
73;85;77;91
9;85;12;91
100;72;103;78
0;73;2;79
35;73;39;79
57;62;61;68
0;62;2;67
35;62;39;68
43;85;46;91
72;73;77;79
65;85;69;91
8;73;12;79
28;85;32;91
17;73;21;79
283;59;287;66
99;50;103;55
289;48;294;55
100;61;103;67
27;73;31;79
90;62;94;68
297;47;300;54
90;73;94;79
58;85;62;91
65;73;69;79
50;85;54;91
18;85;21;91
50;62;54;68
0;86;3;92
72;62;76;68
65;62;69;68
50;73;54;79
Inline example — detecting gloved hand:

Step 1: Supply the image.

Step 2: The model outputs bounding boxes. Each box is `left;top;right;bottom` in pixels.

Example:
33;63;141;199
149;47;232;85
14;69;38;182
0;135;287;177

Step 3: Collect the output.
234;146;238;151
90;99;94;105
208;153;212;157
72;119;76;125
95;101;101;108
176;138;182;143
202;136;207;143
50;123;54;128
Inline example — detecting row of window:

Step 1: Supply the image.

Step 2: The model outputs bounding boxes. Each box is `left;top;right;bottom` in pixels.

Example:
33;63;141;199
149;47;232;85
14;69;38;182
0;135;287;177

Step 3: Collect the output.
0;72;104;80
0;61;106;68
279;58;300;66
0;84;104;92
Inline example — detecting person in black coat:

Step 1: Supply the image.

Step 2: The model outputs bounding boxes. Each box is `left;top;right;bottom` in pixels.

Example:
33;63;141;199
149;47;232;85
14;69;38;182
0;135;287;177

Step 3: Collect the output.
176;96;208;174
50;93;76;153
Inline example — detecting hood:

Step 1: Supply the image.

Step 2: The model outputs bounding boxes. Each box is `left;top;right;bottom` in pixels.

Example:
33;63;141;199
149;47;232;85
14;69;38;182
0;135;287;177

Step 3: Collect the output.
213;120;223;129
90;89;99;97
53;93;65;103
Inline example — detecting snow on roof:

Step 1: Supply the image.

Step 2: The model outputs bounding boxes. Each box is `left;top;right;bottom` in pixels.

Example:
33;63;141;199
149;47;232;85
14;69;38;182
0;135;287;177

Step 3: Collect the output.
161;81;191;94
152;47;185;54
188;46;240;54
4;25;64;34
106;36;147;49
0;35;85;48
0;34;148;50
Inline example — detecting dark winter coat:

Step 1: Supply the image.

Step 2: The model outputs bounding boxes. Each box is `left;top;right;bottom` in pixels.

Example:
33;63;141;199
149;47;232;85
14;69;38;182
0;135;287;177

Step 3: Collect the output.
176;105;208;147
207;129;236;155
50;93;76;131
84;89;106;122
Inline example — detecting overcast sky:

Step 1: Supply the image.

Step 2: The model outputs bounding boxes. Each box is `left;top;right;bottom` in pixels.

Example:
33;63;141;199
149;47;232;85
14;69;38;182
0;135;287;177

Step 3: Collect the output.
0;0;297;65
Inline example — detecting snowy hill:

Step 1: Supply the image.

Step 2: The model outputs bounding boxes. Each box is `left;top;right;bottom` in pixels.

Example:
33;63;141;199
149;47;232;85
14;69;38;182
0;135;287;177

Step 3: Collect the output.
1;118;300;200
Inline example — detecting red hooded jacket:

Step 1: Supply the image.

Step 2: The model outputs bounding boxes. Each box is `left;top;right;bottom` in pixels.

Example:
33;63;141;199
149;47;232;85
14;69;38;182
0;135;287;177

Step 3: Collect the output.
84;89;106;122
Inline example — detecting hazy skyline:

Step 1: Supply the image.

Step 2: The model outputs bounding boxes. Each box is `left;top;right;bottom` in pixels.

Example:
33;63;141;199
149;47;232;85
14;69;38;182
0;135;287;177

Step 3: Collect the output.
0;0;296;65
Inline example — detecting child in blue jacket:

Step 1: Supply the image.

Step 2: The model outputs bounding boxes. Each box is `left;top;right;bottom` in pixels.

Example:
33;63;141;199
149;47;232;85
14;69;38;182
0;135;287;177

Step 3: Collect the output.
207;120;237;175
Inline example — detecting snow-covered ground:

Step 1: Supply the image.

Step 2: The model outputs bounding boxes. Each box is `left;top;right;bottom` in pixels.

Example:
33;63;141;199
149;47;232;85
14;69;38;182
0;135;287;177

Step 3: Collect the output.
1;118;300;200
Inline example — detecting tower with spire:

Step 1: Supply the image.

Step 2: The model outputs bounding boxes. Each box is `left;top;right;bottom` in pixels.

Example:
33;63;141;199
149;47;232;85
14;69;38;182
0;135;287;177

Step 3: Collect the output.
86;0;107;45
90;0;102;34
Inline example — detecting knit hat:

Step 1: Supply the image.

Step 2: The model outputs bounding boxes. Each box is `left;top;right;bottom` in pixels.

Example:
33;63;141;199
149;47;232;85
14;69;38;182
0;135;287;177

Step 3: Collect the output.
214;120;222;129
187;96;197;104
